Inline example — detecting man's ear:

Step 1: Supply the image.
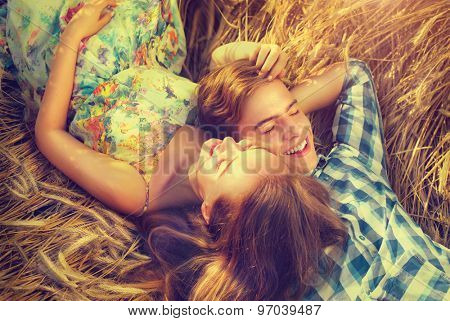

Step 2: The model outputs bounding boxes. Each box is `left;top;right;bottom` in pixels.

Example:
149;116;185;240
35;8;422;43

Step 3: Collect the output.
201;201;210;224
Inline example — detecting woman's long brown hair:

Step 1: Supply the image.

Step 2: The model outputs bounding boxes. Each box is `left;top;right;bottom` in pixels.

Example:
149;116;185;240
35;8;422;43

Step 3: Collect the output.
141;174;347;300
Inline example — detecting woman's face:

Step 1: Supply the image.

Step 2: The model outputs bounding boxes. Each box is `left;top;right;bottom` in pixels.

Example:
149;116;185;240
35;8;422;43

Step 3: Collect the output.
236;79;319;175
191;137;287;223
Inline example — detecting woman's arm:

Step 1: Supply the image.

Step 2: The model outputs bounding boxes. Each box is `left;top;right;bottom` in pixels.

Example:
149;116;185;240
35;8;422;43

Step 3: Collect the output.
35;1;147;215
35;32;80;131
289;62;347;115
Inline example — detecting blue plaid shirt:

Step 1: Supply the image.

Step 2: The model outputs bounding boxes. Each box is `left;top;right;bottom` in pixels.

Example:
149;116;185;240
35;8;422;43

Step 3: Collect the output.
302;59;450;300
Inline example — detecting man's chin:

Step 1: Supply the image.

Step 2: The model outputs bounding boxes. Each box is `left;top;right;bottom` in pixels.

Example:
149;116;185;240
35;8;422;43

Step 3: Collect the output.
283;153;318;175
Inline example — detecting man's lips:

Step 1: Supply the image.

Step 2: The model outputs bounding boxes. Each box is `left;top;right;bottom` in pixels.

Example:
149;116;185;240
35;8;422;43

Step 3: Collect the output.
284;136;311;158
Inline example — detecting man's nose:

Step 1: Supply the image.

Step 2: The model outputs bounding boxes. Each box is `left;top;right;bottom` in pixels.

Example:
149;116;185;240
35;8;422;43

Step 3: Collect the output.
278;116;296;140
279;115;309;140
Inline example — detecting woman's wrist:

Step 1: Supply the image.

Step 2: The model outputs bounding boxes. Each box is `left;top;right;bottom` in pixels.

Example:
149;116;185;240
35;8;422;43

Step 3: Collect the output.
60;28;83;48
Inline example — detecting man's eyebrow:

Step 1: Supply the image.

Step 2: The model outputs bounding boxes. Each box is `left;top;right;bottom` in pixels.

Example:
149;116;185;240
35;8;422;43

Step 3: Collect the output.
254;99;298;129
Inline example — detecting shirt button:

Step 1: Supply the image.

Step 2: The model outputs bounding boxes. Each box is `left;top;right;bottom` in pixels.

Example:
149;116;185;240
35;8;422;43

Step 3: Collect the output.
359;235;366;241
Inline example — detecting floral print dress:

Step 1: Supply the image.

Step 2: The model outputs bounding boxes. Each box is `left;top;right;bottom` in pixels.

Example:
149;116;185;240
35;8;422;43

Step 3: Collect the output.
2;0;198;183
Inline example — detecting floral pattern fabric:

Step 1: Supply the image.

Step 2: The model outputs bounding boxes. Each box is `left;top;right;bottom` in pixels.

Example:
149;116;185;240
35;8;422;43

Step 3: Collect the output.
3;0;198;182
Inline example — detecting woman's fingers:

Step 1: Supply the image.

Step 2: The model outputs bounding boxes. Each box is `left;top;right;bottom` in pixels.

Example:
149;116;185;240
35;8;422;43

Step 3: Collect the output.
99;0;118;14
64;0;119;39
98;10;115;28
97;0;118;29
94;0;117;7
93;0;118;15
105;0;119;8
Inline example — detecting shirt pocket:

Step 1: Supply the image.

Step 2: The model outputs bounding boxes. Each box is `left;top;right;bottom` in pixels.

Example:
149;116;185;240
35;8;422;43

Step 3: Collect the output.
359;251;450;300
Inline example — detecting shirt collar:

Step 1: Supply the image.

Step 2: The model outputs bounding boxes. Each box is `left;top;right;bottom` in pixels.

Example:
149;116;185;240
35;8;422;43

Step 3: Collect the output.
310;153;328;177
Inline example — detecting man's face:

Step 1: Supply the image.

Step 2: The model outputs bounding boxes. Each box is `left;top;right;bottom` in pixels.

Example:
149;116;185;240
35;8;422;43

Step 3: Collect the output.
236;79;319;174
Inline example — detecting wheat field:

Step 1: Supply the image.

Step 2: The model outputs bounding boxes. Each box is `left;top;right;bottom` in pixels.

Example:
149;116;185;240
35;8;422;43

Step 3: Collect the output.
0;0;448;300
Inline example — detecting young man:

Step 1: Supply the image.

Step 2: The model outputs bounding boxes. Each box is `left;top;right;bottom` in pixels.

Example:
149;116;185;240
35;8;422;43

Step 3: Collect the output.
198;48;449;300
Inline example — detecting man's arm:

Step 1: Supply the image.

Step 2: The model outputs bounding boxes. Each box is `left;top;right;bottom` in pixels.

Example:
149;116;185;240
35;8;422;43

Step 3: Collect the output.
289;62;347;115
210;41;287;80
209;41;260;70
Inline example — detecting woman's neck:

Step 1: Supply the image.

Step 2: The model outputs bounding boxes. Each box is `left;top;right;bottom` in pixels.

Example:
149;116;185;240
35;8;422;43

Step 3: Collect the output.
147;160;201;212
188;163;203;200
146;126;204;211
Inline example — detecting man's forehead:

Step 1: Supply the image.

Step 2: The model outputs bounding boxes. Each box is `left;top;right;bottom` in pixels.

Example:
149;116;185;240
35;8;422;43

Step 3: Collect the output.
246;79;290;102
238;80;292;125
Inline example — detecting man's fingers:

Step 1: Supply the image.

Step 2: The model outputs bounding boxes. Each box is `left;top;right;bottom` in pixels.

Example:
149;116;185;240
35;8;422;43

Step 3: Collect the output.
260;46;281;75
267;53;287;80
255;46;270;69
248;45;260;62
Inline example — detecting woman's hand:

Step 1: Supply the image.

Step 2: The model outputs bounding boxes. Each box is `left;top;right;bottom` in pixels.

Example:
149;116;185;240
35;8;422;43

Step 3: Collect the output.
249;44;287;81
64;0;119;40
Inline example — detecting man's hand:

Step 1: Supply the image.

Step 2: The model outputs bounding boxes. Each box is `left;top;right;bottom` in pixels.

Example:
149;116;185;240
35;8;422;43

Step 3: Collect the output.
210;41;288;81
249;44;287;81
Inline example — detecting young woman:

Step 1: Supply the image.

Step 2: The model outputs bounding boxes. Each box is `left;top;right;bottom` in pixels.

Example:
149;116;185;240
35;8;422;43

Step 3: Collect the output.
197;59;450;300
6;1;347;299
7;0;287;215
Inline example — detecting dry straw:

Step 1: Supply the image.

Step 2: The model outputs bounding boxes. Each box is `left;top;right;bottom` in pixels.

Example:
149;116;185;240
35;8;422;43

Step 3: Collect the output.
0;0;448;300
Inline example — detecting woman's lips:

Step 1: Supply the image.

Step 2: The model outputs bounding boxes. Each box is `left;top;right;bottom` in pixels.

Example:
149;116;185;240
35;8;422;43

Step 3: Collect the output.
209;142;221;156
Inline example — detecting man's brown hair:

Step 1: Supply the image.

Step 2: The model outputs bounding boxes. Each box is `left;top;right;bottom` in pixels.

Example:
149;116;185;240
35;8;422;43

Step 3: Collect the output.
197;59;269;139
